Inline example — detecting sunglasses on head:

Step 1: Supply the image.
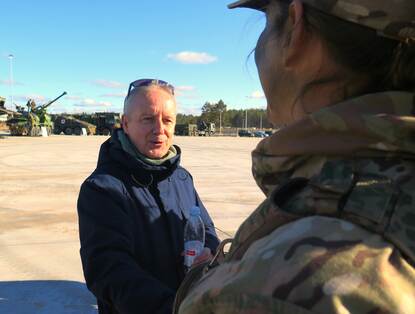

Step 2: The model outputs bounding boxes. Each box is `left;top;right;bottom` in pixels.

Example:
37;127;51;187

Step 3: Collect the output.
126;79;175;98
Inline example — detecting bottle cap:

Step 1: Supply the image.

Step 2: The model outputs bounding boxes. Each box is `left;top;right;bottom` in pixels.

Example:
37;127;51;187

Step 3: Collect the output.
189;206;201;217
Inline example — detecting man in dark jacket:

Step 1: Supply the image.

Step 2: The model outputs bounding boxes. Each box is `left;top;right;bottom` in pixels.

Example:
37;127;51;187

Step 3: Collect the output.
77;79;219;314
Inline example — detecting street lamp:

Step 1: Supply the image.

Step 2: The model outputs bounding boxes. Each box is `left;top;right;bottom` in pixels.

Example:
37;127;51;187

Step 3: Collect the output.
260;113;263;130
219;109;223;135
245;110;248;129
8;54;14;110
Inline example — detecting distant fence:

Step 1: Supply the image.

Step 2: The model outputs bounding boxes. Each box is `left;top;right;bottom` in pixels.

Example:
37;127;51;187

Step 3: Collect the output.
175;127;276;137
219;127;238;136
218;127;275;137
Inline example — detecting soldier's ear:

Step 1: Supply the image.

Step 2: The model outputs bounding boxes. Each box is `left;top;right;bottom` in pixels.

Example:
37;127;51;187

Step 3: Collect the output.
283;0;306;68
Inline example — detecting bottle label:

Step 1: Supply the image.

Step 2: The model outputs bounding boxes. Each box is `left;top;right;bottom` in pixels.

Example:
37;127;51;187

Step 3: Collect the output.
184;240;204;268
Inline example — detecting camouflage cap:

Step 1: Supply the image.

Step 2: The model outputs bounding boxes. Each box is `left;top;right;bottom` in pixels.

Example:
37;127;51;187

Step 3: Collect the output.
228;0;415;42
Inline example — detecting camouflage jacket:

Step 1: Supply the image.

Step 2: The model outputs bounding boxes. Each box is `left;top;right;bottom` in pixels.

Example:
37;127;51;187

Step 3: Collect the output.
179;91;415;314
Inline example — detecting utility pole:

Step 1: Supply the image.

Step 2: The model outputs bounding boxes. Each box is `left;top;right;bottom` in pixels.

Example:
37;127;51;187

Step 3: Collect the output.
245;110;248;129
8;54;14;110
219;110;222;135
260;113;263;130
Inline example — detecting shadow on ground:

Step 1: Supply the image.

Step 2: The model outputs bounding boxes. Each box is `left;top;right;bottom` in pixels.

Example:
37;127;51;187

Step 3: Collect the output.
0;280;97;314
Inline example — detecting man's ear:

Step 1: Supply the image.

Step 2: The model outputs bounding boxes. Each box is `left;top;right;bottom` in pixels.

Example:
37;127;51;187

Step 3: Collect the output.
122;114;129;134
283;0;307;68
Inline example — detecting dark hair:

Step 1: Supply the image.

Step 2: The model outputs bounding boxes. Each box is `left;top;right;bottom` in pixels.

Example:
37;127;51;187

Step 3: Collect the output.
273;1;415;98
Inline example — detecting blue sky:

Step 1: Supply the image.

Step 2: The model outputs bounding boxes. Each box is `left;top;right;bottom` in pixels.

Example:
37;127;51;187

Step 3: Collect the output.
0;1;267;115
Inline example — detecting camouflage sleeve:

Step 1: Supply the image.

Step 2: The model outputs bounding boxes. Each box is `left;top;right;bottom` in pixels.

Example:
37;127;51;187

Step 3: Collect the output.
179;216;415;314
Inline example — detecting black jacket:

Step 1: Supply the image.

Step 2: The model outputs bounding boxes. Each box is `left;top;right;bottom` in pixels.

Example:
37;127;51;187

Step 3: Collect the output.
77;131;219;314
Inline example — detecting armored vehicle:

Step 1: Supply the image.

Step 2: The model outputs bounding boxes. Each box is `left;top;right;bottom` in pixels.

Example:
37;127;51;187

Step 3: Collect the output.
53;115;96;135
6;92;67;136
0;97;8;131
0;96;6;110
72;112;121;135
93;112;121;135
175;124;198;136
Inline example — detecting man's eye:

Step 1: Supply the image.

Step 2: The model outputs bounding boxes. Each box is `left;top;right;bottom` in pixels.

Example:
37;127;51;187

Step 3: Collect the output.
143;117;153;122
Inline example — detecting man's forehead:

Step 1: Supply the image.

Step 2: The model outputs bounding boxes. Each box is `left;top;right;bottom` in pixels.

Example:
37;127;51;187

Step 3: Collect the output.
128;87;176;113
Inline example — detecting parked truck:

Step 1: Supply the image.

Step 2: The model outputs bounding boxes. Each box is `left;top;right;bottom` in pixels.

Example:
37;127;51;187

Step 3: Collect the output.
175;124;198;136
93;112;121;135
74;112;121;135
197;121;215;136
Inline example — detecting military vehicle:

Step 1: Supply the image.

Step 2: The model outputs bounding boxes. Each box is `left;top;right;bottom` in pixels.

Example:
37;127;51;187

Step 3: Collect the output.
73;112;122;135
6;92;67;136
0;96;9;131
0;96;6;109
0;96;15;116
92;112;121;135
53;114;96;135
175;124;198;136
197;121;215;136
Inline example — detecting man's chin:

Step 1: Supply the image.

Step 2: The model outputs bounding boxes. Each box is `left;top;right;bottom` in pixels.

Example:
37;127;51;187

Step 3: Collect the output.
145;149;168;159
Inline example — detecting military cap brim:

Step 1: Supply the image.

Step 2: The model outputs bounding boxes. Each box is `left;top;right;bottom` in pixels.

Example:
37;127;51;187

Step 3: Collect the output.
227;0;269;11
227;0;415;42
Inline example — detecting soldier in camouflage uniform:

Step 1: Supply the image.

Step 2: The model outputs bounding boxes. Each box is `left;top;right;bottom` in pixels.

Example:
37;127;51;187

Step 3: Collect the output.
177;1;415;313
27;99;36;112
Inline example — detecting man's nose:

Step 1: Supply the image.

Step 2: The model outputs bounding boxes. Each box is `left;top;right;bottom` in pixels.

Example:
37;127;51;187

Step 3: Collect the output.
152;118;164;134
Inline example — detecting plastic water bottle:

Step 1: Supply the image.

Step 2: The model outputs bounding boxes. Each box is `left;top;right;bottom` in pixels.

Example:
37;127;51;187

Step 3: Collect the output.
184;206;205;272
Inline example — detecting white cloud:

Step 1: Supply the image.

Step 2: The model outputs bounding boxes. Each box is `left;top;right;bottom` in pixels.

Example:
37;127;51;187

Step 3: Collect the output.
49;104;72;114
176;86;195;92
100;93;126;98
175;85;199;99
65;95;83;101
73;98;112;108
247;90;265;99
176;93;199;100
92;79;126;89
14;94;46;103
167;51;218;64
176;103;202;115
0;79;23;86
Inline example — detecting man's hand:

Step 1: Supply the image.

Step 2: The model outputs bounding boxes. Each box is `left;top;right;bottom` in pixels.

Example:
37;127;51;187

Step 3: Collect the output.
193;248;213;266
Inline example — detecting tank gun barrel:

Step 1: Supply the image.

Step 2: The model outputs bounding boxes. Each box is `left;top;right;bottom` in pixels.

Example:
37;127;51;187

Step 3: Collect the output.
0;106;21;116
37;91;67;111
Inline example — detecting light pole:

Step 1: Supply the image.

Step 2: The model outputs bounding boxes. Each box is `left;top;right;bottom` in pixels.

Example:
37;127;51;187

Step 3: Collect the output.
219;109;222;135
8;54;14;110
245;110;248;129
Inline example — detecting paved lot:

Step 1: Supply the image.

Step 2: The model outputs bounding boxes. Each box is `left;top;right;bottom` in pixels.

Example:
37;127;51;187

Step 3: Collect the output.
0;134;264;313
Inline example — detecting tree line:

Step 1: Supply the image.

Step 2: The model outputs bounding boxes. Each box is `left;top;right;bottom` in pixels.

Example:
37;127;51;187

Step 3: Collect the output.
176;100;273;129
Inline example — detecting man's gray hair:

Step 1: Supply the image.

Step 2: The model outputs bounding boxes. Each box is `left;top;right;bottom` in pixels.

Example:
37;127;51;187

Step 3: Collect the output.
123;85;176;117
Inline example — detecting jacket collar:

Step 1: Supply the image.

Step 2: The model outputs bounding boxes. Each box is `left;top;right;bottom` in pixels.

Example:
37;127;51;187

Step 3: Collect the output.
252;91;415;195
97;129;181;184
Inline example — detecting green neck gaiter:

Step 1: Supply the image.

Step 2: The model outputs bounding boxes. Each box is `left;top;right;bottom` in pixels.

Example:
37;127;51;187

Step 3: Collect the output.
118;130;177;166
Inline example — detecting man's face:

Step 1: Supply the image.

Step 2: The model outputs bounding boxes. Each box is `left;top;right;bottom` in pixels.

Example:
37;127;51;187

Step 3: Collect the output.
122;86;176;159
